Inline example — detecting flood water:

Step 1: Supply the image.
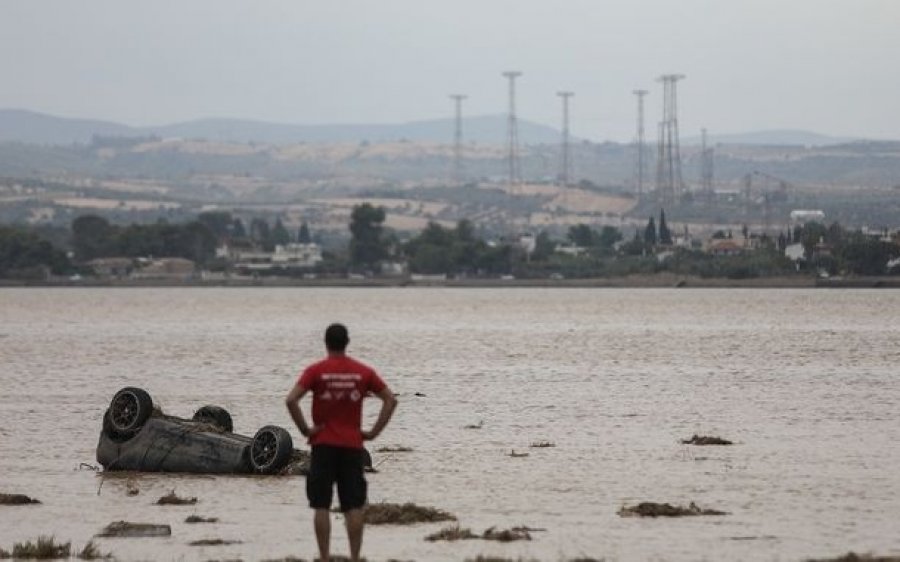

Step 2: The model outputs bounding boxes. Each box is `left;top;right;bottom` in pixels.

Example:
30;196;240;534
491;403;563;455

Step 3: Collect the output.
1;287;899;561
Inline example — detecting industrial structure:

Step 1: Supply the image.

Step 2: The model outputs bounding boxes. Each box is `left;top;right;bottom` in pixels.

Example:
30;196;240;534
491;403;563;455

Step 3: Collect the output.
502;71;523;186
632;89;648;200
557;91;574;186
655;74;686;203
449;94;467;187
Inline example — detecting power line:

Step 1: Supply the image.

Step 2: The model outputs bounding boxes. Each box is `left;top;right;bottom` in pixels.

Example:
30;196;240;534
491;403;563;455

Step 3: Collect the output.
557;91;574;186
502;71;522;186
449;94;467;187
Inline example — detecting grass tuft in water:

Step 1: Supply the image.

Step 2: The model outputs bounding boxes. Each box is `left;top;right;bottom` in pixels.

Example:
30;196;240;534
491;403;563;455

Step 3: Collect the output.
8;536;71;559
364;502;456;525
156;490;197;505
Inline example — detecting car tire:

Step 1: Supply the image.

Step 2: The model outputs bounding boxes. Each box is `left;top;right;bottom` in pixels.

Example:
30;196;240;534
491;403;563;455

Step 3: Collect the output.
108;387;153;435
249;425;293;474
192;405;234;433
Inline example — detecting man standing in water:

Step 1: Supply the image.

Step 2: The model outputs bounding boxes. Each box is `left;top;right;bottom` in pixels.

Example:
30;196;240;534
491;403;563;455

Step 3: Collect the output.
286;323;397;562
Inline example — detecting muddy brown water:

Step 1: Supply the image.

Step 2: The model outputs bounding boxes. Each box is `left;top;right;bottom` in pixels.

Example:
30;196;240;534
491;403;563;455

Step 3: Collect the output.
1;288;899;561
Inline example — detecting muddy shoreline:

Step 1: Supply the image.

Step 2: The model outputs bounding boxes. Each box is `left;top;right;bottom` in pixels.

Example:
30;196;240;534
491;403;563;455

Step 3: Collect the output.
4;274;898;289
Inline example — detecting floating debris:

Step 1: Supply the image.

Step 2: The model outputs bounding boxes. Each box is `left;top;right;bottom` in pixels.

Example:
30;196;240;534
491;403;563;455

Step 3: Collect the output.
156;490;197;505
482;526;532;542
414;392;427;397
125;479;140;497
507;450;529;458
3;536;70;559
425;525;478;542
364;502;456;525
680;434;733;446
805;554;900;562
464;420;484;429
185;515;219;524
0;493;40;505
529;441;556;448
376;445;413;453
618;501;727;517
188;538;241;546
465;557;540;562
95;521;172;538
259;557;309;562
76;540;113;560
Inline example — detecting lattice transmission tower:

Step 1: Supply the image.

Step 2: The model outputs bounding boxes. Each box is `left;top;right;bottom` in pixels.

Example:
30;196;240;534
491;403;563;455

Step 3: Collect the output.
632;89;648;200
450;94;467;187
655;74;686;203
502;71;522;186
557;91;574;186
700;127;715;202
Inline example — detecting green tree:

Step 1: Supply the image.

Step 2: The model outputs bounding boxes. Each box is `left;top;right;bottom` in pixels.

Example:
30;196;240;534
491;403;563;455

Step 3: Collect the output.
597;226;623;251
532;231;556;261
197;211;233;240
658;209;672;245
349;203;388;269
567;224;595;247
72;215;116;261
298;222;311;244
272;218;291;246
0;226;71;278
644;216;657;246
231;218;247;239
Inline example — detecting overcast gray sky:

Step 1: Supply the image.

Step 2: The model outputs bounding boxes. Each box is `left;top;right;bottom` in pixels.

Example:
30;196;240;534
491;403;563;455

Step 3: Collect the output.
2;0;899;142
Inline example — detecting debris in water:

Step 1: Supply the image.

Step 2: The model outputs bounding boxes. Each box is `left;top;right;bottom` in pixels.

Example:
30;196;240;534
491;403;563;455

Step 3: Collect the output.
805;554;900;562
376;445;413;453
680;434;733;446
188;538;241;546
507;450;529;458
3;536;71;559
95;521;172;538
482;526;532;542
425;525;478;542
529;441;555;448
364;502;456;525
0;493;40;505
618;501;727;517
185;515;219;524
464;420;484;429
76;540;113;560
156;490;197;505
414;392;427;397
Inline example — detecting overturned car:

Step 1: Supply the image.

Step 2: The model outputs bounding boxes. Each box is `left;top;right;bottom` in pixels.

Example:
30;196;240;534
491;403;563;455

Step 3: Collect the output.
97;387;301;474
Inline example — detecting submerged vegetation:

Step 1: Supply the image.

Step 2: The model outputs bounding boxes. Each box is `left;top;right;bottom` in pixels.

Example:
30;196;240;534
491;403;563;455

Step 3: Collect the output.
364;502;456;525
681;434;733;445
618;501;728;517
0;493;40;505
156;490;197;505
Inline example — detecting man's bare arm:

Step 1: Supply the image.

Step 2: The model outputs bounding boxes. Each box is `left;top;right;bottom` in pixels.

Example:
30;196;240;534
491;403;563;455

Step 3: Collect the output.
361;387;397;441
285;384;319;437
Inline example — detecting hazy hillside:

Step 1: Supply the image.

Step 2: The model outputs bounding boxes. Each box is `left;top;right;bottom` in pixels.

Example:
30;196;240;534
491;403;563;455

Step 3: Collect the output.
0;109;563;146
684;129;856;147
0;109;135;144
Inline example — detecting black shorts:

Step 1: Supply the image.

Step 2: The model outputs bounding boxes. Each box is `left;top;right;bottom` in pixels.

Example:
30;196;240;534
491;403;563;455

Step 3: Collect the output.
306;444;368;512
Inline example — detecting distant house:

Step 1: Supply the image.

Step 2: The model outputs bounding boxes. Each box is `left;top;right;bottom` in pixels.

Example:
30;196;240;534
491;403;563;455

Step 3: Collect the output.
784;242;805;262
87;258;133;278
707;239;744;257
223;242;323;272
132;258;196;280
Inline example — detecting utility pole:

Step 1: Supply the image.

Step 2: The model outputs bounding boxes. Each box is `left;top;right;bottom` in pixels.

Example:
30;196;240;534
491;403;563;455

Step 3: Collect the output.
632;89;648;200
450;94;467;187
502;71;522;186
557;91;574;186
655;74;686;204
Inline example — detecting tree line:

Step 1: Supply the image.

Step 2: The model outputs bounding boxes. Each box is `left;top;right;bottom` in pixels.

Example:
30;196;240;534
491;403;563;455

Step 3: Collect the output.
0;205;898;280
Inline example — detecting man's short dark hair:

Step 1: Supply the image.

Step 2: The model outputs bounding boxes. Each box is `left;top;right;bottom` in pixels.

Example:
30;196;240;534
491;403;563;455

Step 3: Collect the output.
325;323;349;352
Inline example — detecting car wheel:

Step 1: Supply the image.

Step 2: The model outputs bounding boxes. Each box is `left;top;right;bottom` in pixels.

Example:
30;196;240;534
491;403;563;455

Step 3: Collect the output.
249;425;293;474
108;387;153;434
192;405;234;433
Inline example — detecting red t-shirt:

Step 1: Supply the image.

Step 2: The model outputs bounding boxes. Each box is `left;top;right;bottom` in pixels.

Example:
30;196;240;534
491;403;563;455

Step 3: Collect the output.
297;354;386;449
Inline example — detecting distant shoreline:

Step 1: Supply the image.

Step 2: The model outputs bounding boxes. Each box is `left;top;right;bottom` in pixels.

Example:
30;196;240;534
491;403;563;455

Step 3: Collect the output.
2;275;899;289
